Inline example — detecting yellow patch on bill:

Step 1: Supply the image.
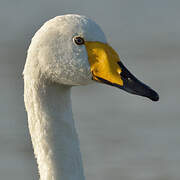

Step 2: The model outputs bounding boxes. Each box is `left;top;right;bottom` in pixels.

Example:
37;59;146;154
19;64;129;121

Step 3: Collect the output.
85;41;123;86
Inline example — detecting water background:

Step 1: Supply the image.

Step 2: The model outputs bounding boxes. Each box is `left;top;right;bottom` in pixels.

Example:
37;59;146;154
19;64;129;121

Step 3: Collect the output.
0;1;180;179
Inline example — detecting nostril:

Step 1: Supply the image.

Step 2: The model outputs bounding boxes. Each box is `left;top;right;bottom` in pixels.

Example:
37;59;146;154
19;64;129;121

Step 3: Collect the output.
120;71;129;79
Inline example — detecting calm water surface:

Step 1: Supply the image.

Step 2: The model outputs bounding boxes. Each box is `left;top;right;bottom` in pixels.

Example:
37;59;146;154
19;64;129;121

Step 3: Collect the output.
0;56;180;180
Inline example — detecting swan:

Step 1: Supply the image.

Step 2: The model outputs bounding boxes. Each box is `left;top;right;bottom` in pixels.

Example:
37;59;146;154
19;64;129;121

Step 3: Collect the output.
23;14;159;180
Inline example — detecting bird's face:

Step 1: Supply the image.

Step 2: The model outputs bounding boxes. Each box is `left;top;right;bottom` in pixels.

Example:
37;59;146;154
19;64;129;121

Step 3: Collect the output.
28;14;159;101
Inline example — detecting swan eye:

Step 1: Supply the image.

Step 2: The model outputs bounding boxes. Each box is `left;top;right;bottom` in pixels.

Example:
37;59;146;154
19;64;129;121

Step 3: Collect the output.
73;36;85;45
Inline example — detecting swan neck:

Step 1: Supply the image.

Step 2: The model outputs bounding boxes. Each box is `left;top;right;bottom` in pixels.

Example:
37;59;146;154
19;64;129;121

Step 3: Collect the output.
24;79;85;180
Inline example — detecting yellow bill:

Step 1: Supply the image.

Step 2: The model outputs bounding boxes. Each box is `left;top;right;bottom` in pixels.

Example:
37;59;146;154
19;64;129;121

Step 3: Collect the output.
85;42;123;86
85;41;159;101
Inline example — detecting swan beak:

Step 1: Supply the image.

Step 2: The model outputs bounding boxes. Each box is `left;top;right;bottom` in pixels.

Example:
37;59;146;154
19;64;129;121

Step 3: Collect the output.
85;42;159;101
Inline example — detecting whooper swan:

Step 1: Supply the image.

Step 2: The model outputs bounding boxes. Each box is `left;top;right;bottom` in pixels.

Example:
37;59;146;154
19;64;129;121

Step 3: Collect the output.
23;14;159;180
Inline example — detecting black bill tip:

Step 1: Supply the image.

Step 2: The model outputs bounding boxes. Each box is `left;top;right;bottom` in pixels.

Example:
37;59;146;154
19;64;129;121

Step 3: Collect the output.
117;61;159;102
120;79;159;102
146;88;159;102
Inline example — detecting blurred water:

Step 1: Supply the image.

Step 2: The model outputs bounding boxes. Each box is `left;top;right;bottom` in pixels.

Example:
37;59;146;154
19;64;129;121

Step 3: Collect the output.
1;56;180;180
0;0;180;179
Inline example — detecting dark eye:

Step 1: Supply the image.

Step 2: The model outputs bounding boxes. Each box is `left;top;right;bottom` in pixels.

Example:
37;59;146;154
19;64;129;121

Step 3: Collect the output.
73;36;85;45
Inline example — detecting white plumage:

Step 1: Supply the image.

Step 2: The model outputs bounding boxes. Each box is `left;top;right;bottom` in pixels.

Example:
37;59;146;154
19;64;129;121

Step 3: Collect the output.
23;14;106;180
23;14;159;180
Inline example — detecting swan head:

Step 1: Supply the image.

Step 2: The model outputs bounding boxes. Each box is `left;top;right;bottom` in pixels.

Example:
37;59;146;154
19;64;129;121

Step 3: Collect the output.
24;14;159;101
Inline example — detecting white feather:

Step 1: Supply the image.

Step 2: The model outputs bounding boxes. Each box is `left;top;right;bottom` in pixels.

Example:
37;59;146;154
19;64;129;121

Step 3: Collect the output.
23;14;107;180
